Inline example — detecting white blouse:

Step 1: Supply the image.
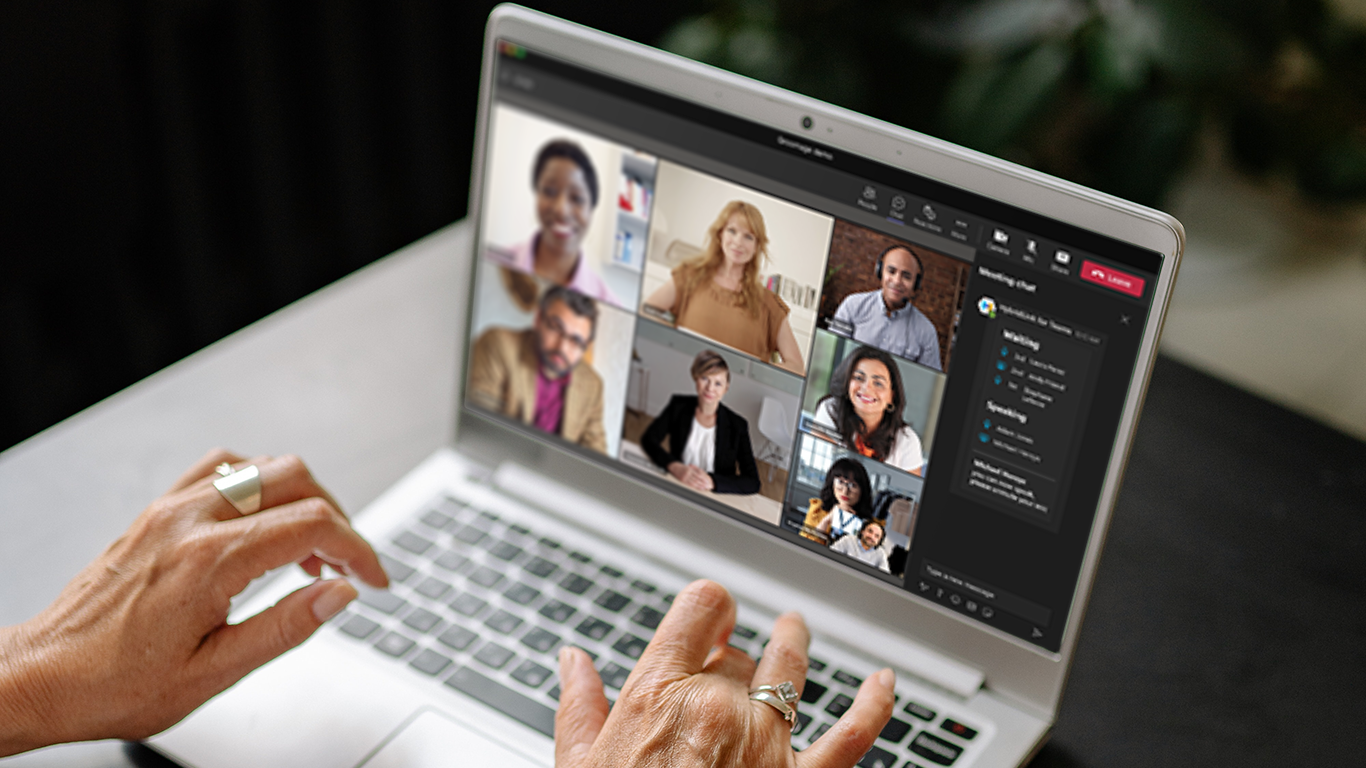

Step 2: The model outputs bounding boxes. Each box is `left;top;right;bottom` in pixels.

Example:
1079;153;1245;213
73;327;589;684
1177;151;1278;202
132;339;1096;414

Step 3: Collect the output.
815;400;924;473
680;417;716;473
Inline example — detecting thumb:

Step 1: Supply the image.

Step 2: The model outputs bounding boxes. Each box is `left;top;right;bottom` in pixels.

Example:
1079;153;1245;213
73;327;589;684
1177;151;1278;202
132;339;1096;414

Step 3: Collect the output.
198;578;356;684
554;646;609;767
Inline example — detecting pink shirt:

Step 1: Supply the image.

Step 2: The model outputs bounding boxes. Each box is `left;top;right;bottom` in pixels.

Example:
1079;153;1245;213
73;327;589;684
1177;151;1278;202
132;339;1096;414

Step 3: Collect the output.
533;367;571;435
492;235;623;309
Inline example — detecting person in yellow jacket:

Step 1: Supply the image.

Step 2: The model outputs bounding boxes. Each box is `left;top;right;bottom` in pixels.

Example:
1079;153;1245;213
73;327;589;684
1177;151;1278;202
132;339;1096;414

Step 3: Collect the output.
799;457;873;546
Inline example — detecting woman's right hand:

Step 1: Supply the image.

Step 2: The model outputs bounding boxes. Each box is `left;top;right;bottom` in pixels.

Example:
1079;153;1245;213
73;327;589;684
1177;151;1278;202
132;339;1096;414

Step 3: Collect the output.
668;462;713;491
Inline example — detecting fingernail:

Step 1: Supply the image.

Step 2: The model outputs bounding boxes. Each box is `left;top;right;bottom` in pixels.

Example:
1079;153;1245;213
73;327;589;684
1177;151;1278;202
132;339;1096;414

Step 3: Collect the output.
877;668;896;689
311;580;356;622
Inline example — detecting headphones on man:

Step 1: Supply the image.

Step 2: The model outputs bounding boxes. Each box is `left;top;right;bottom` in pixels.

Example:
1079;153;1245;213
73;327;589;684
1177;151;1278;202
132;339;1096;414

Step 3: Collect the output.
874;244;924;292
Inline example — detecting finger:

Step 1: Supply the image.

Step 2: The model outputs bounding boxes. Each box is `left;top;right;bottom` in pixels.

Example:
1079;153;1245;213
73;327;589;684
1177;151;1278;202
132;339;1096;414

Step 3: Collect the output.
167;448;248;493
213;496;388;593
197;578;356;686
299;554;325;577
633;580;735;681
798;669;895;768
700;644;756;685
193;454;347;522
752;612;810;696
554;646;609;768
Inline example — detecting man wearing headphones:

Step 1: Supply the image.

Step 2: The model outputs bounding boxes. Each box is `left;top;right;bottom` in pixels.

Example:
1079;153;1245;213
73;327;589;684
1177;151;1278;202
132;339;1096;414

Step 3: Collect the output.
830;244;943;371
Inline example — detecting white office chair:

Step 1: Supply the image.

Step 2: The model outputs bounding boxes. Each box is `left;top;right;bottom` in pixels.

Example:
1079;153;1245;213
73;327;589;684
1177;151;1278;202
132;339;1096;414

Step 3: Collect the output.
755;396;791;482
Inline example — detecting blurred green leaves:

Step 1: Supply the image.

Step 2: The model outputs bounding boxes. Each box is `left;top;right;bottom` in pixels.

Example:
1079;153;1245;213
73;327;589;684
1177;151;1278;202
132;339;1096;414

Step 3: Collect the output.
659;0;1366;208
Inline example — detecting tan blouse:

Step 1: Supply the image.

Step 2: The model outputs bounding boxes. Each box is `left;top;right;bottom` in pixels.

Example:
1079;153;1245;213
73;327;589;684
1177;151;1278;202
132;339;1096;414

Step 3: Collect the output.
672;266;790;362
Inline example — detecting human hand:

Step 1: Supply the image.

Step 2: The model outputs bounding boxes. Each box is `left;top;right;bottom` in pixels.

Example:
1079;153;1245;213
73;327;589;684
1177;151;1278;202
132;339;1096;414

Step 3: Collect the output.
554;580;895;768
667;462;714;491
0;449;387;756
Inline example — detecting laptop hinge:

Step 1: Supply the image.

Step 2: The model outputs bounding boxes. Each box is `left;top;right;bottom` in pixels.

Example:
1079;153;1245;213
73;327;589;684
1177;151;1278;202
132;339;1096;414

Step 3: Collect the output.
492;462;986;699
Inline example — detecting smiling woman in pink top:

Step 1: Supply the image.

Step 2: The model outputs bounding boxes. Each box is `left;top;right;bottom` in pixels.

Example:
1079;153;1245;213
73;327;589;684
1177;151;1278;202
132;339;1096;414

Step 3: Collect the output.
492;139;622;308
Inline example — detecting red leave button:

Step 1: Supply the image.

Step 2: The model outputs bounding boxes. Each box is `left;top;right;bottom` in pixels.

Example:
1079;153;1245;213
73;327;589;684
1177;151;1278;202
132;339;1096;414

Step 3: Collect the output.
1079;260;1145;297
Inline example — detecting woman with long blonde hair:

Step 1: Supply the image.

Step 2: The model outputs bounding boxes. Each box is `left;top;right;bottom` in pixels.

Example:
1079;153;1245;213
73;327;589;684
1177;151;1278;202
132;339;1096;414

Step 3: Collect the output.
643;200;806;374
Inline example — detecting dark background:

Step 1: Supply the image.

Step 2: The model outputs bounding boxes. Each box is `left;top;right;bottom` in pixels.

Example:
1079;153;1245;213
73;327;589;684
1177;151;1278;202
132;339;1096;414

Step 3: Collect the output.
0;0;700;453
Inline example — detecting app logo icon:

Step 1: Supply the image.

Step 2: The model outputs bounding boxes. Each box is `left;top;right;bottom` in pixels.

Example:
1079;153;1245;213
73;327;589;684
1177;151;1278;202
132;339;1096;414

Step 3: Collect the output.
977;296;997;318
992;228;1009;245
1055;249;1071;265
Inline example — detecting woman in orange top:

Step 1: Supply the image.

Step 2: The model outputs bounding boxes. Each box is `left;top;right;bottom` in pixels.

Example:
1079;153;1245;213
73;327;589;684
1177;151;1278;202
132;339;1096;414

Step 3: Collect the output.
643;200;806;375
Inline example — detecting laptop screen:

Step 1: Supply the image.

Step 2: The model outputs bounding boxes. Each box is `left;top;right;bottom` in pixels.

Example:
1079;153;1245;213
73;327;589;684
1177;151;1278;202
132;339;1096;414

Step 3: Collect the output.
465;41;1162;652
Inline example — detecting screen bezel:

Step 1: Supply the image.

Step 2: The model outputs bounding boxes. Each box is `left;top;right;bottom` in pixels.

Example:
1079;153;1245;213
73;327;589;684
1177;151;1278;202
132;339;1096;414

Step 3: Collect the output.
459;4;1184;719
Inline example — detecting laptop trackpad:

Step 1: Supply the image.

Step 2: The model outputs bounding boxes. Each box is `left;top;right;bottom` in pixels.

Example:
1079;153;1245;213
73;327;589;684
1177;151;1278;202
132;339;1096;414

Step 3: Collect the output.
359;708;546;768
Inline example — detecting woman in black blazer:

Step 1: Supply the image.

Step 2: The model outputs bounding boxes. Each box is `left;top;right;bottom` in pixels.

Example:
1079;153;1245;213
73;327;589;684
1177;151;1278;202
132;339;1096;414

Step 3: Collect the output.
641;350;761;495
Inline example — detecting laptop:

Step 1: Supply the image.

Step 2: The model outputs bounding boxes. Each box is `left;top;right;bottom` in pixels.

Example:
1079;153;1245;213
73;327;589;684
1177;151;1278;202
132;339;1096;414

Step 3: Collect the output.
149;5;1183;767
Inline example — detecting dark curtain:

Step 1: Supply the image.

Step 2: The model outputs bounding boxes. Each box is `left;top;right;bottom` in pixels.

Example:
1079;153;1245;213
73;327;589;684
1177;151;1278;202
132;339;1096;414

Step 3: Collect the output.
0;1;698;453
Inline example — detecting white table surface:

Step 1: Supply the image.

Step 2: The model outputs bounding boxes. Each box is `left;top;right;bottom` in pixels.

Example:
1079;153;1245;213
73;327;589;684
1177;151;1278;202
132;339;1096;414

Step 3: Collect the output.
0;222;471;766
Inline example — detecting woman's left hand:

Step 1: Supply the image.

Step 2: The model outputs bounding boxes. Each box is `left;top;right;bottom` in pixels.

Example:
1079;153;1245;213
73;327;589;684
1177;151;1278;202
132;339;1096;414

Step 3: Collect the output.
0;449;387;756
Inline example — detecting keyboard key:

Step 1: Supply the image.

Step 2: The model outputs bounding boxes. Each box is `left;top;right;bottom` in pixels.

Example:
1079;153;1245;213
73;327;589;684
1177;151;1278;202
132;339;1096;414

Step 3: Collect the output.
455;525;487;545
433;550;470;572
508;524;531;536
523;557;558;579
941;719;978;741
490;541;524;561
800;680;827;704
733;624;758;640
559;573;595;595
808;722;832;744
538;536;562;550
450;593;489;617
378;555;416;583
630;579;657;594
575;617;614;641
415;576;453;600
825;694;853;717
510;659;553;688
484;610;524;635
630;606;664;630
394;531;434;555
474;642;516;670
594;590;631;613
374;631;415;658
445;666;556;737
520;627;561;653
599;661;631;689
662;593;676;603
339;614;380;639
469;566;504;588
409;648;452;676
572;645;599;662
808;657;828;672
792;711;813;736
420;509;454;530
903;701;936;721
568;551;592;563
539;599;577;624
879;717;912;744
504;582;541;605
910;732;963;765
356;588;406;615
436;625;478;651
478;509;500;522
402;607;442;634
857;745;898;768
599;564;624;579
547;684;561;701
611;633;649;659
832;670;863;688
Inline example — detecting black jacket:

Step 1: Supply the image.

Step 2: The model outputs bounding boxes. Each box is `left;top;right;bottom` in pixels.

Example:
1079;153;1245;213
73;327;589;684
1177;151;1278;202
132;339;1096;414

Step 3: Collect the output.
640;395;761;495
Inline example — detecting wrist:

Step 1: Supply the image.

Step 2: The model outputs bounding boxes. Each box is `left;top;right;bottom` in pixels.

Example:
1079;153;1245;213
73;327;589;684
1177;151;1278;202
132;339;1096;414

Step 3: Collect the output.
0;624;65;756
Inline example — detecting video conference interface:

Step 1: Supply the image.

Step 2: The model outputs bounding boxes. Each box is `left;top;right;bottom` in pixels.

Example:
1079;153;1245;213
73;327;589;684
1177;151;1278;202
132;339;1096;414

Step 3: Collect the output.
465;43;1163;651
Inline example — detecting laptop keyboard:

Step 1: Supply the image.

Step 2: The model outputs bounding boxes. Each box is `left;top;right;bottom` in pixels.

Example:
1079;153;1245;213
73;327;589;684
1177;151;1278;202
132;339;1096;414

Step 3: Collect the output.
330;488;989;767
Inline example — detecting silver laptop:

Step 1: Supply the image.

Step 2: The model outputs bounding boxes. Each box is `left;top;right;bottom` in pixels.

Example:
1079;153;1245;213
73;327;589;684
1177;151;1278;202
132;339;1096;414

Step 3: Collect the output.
149;5;1183;767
